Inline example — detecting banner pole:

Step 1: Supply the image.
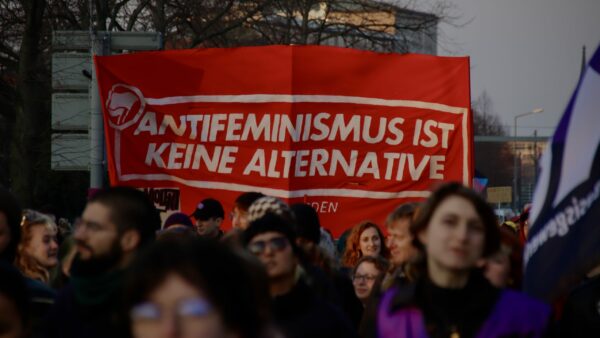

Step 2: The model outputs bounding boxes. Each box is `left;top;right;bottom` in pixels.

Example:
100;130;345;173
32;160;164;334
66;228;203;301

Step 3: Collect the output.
90;32;109;188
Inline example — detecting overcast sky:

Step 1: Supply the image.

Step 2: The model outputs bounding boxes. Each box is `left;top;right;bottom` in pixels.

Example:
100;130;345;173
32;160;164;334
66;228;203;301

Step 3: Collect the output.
435;0;600;137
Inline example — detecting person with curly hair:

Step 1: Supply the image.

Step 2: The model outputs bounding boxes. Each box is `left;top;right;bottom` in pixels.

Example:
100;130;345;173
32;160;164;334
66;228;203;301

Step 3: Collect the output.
14;210;59;284
342;221;389;269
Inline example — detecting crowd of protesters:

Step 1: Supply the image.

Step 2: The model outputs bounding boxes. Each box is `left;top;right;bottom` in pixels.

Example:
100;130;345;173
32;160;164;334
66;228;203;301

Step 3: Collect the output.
0;182;598;338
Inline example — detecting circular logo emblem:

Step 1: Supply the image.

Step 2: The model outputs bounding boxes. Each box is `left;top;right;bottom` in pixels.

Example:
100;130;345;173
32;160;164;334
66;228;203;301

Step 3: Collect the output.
105;84;146;130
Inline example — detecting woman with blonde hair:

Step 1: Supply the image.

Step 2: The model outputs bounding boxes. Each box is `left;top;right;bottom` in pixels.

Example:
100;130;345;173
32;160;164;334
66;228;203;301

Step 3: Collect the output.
342;221;389;269
14;210;59;284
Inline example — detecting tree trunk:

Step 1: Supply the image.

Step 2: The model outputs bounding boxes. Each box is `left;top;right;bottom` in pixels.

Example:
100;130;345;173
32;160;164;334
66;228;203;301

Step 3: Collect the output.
10;0;47;206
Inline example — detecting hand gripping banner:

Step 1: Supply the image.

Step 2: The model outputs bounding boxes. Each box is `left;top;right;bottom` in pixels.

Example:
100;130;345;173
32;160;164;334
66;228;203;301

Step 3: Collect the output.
94;45;472;236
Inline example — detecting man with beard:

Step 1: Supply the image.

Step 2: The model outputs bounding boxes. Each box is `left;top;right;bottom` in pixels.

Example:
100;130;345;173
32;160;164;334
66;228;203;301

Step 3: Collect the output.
44;187;160;338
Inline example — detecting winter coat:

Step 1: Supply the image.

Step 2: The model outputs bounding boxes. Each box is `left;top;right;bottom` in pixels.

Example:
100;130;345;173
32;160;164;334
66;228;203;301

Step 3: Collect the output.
272;277;358;338
377;273;551;338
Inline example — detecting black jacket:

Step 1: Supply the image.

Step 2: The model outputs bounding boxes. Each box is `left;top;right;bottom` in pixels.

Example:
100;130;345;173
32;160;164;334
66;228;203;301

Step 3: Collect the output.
272;278;358;338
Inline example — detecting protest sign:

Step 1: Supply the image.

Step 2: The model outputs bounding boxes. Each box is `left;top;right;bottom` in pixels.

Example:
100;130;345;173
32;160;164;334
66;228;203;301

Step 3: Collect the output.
94;45;472;235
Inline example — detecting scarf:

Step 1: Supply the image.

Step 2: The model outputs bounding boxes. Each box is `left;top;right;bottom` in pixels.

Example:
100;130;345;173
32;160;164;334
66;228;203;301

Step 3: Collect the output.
70;268;124;306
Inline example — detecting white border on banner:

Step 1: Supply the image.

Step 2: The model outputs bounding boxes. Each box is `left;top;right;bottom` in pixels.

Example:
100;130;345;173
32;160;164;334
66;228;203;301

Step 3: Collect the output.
114;94;469;199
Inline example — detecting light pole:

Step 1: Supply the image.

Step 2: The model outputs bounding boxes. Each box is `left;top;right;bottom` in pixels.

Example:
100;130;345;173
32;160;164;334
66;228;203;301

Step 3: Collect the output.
513;108;543;212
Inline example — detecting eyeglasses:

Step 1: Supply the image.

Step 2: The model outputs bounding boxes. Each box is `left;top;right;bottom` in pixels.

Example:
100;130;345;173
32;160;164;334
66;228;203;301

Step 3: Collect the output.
352;274;378;283
130;298;213;324
74;218;110;233
247;237;289;255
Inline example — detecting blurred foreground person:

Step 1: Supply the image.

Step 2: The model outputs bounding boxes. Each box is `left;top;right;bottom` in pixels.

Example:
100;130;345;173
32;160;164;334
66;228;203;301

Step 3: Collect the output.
244;213;357;338
377;182;551;338
559;263;600;337
0;262;30;338
14;210;59;285
125;237;274;338
46;187;160;338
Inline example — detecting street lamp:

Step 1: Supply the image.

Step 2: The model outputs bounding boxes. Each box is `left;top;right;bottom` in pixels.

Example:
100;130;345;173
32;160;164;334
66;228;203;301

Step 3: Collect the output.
513;108;543;212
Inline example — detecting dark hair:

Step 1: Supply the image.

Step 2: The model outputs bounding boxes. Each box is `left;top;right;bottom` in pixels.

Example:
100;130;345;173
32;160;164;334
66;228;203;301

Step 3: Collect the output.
0;187;22;262
0;262;29;329
342;221;390;268
125;237;269;338
386;202;418;226
234;192;265;212
410;182;500;258
88;186;160;247
352;255;390;277
290;203;321;244
243;213;300;256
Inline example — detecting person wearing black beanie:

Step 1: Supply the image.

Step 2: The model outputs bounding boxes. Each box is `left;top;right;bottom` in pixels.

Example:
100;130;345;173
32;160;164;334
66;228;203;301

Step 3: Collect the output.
244;212;357;338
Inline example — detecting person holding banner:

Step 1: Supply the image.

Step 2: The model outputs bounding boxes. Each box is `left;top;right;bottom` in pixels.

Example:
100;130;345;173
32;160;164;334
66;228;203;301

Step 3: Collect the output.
376;182;551;338
342;222;389;270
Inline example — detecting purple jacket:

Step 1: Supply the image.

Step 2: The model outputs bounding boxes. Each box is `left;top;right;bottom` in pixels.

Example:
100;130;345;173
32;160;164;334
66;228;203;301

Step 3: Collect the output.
377;286;551;338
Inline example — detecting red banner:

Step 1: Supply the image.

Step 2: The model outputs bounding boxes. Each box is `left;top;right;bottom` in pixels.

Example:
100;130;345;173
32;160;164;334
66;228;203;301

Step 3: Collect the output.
94;45;472;236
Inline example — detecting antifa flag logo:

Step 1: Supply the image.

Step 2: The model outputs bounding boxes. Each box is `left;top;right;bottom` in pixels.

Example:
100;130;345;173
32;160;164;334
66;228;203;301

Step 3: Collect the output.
93;46;473;238
105;84;146;130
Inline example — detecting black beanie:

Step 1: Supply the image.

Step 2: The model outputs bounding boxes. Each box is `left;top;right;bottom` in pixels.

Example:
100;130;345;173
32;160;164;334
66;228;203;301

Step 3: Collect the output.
243;213;299;255
290;203;321;244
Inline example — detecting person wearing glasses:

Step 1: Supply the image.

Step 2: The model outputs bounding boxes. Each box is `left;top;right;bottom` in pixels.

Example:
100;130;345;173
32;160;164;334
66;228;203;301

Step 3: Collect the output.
244;212;358;338
46;187;161;338
125;237;273;338
352;256;389;307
